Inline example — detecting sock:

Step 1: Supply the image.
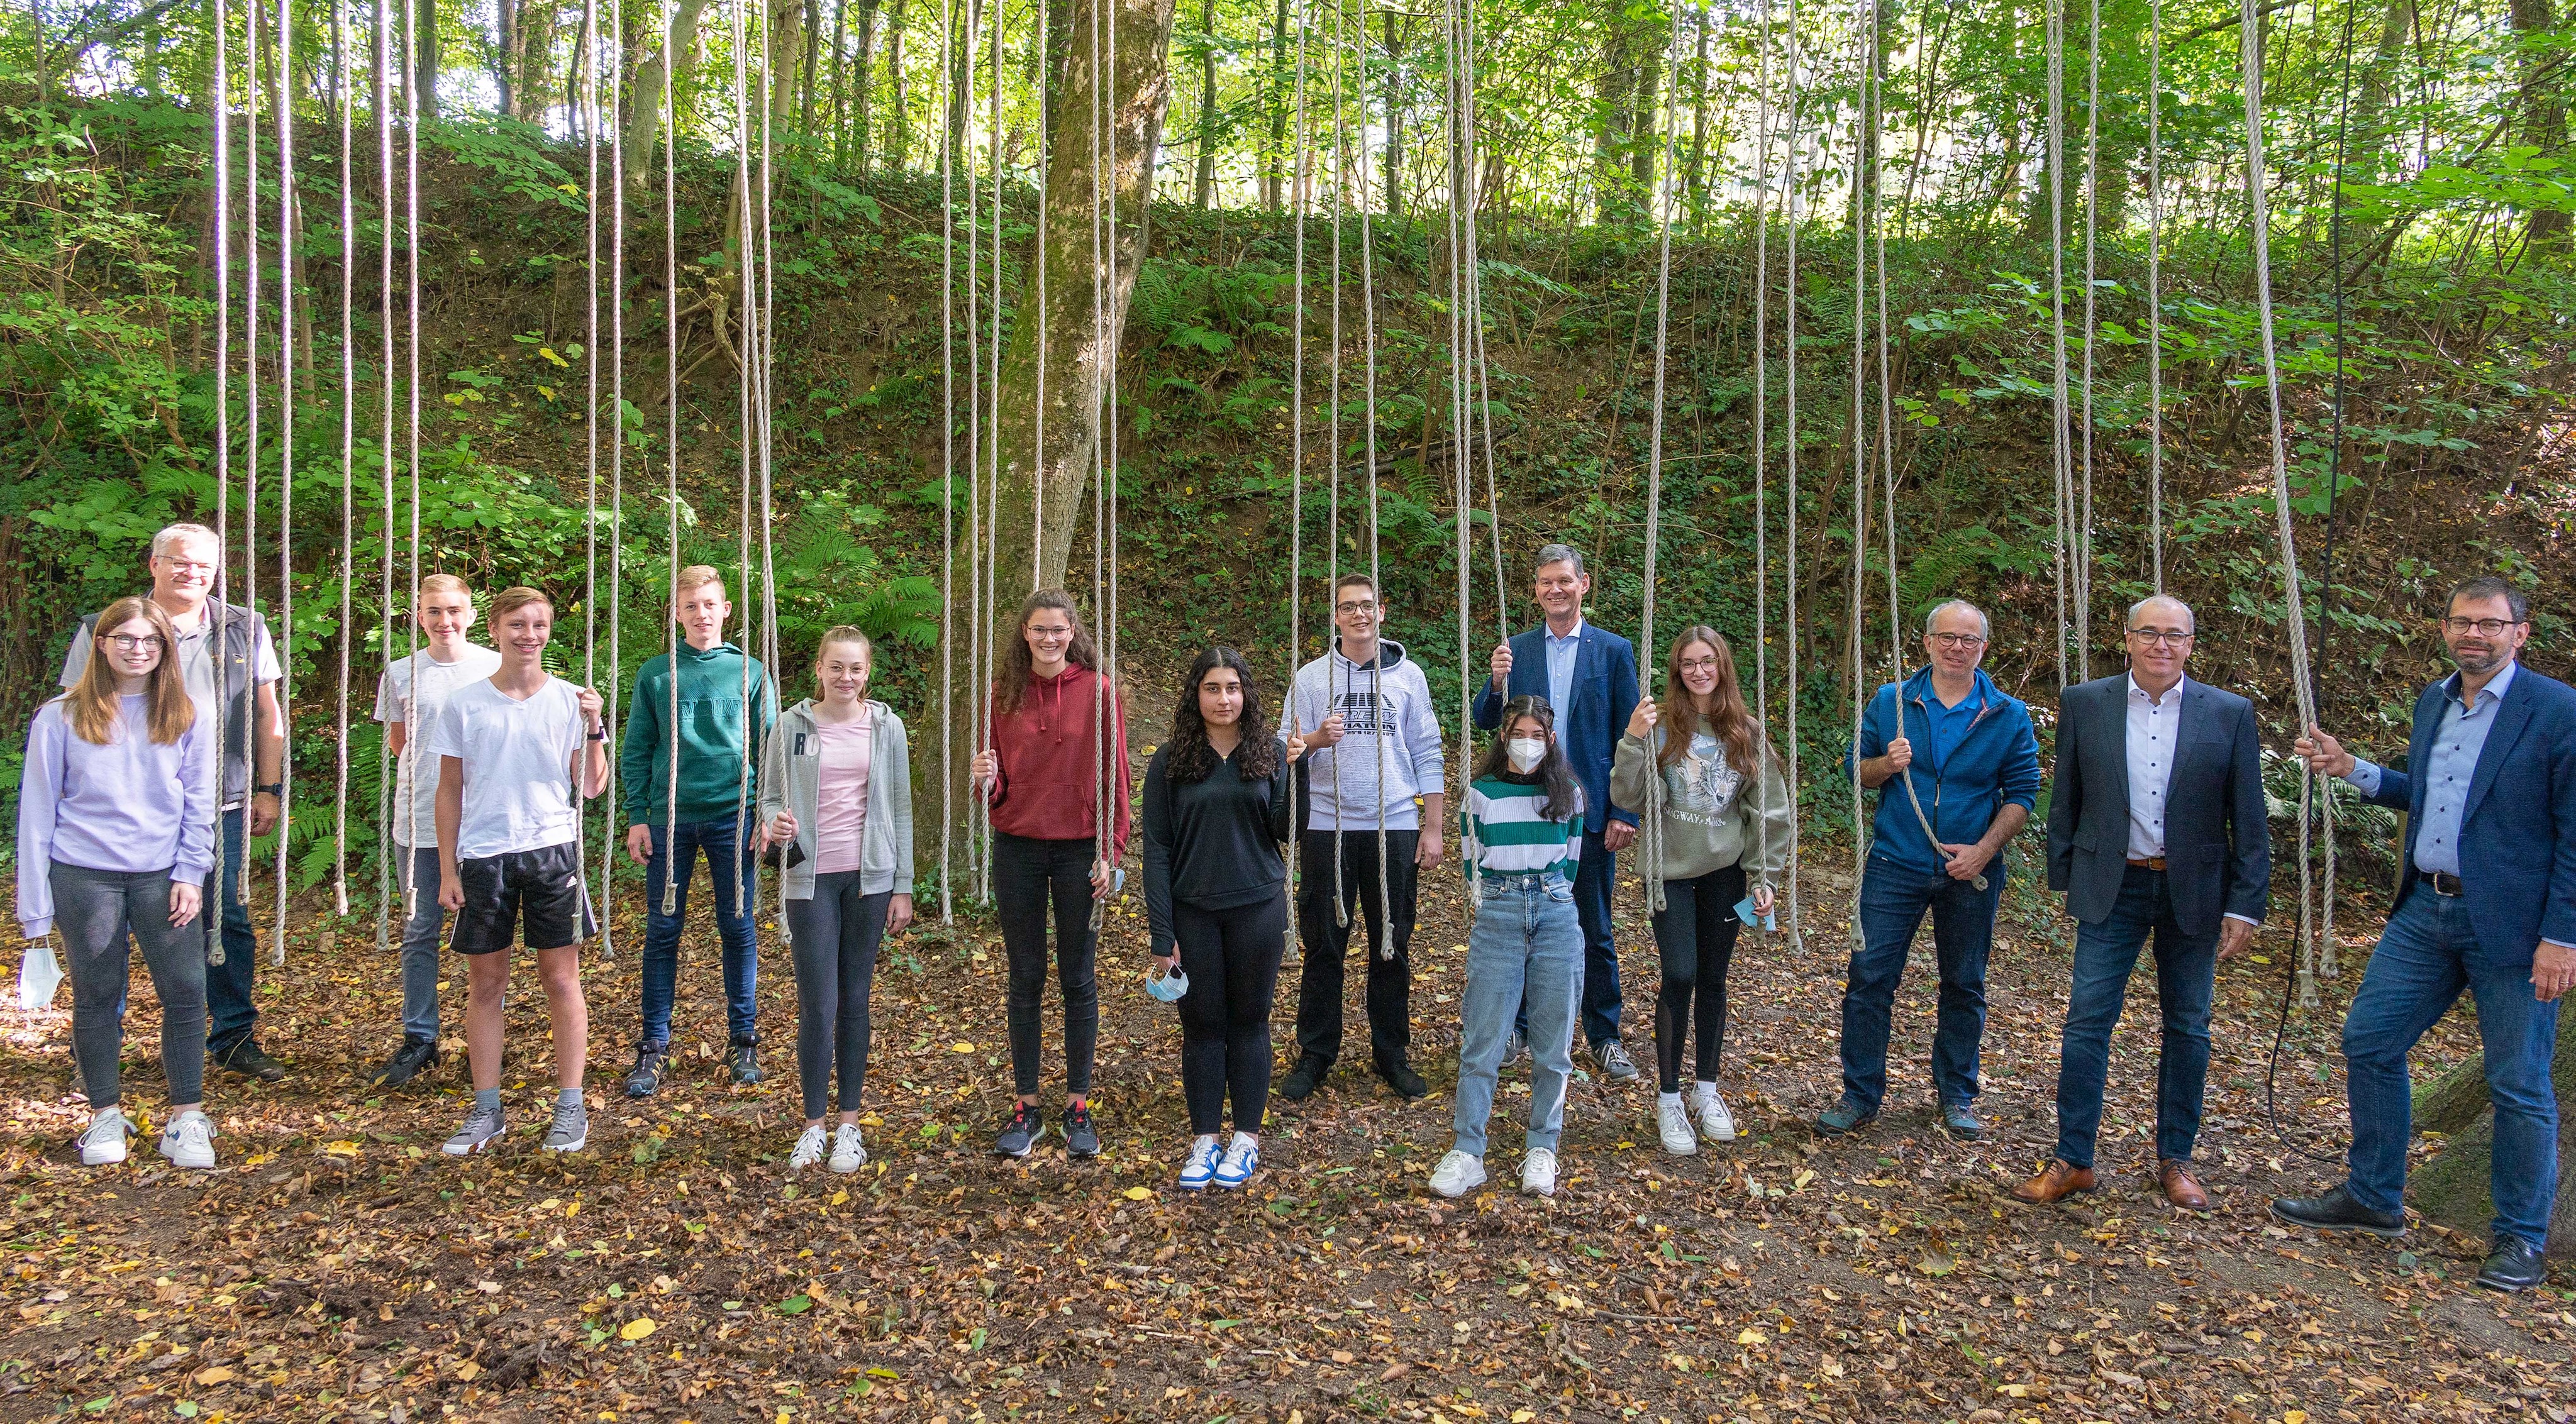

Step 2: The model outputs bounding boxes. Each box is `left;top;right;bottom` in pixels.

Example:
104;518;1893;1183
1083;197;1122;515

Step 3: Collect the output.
475;1087;501;1114
1694;1080;1719;1103
1658;1090;1682;1112
558;1086;584;1108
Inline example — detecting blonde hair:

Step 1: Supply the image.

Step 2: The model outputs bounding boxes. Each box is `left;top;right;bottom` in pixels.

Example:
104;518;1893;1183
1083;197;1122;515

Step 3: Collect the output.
486;586;553;627
67;598;194;746
675;565;726;599
417;572;472;601
816;625;873;661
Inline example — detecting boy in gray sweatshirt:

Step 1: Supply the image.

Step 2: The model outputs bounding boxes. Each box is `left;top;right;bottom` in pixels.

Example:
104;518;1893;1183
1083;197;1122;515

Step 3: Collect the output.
1278;574;1446;1101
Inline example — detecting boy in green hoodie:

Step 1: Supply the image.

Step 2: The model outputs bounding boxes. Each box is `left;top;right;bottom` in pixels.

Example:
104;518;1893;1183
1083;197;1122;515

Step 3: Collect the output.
619;566;776;1096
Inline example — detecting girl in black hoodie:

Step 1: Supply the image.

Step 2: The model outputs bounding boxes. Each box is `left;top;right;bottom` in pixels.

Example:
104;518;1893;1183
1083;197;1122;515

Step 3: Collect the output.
1142;646;1307;1191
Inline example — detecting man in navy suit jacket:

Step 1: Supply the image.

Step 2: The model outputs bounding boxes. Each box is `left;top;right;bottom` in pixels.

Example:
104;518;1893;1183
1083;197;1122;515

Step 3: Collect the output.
1472;544;1643;1079
2014;595;2270;1212
2275;577;2576;1293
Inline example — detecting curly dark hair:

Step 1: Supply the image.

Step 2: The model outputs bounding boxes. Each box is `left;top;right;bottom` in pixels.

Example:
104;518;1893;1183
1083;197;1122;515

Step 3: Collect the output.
1167;646;1280;783
1471;695;1580;820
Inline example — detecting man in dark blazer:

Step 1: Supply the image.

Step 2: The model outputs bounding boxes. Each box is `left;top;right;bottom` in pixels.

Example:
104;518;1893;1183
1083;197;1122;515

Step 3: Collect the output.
2275;576;2576;1293
1472;544;1643;1080
2014;595;2269;1211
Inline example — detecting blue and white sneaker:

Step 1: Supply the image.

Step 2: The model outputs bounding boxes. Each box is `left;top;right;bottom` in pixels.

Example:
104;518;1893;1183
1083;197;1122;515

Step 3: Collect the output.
1213;1132;1260;1189
1177;1134;1223;1190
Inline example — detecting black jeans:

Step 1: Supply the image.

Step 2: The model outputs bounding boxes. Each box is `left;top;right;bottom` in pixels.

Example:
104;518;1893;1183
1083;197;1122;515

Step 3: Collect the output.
784;873;889;1120
1175;896;1290;1135
1650;864;1746;1093
994;832;1099;1096
1292;828;1418;1071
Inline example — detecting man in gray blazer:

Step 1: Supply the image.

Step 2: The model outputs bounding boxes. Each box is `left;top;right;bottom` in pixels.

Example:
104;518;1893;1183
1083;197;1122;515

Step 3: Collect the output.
2014;595;2270;1210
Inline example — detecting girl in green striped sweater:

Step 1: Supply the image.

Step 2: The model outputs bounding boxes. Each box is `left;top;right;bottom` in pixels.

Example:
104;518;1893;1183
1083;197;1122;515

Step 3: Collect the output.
1432;697;1587;1200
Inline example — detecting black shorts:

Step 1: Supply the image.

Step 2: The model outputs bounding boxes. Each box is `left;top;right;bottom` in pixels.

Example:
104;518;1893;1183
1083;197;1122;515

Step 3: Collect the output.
450;842;596;955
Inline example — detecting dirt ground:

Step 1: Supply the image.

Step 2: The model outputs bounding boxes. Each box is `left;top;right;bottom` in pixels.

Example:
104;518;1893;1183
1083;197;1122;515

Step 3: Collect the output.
3;849;2571;1423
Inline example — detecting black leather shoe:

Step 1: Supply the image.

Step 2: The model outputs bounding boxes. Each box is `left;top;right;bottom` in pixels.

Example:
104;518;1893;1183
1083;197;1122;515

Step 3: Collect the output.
2268;1183;2406;1237
1277;1057;1326;1102
1379;1059;1430;1101
214;1039;287;1083
371;1035;440;1088
2475;1237;2548;1293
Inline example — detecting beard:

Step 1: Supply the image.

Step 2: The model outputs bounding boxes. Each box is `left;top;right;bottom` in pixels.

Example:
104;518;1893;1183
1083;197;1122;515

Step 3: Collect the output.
2451;643;2509;676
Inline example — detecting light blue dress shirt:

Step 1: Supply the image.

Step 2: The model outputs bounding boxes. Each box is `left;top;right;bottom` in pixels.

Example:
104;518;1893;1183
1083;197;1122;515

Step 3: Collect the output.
2345;659;2518;878
1544;620;1584;719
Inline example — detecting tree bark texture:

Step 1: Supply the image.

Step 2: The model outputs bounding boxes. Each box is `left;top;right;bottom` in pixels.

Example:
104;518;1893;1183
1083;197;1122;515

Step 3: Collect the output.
989;0;1177;604
625;0;715;189
2407;1023;2576;1257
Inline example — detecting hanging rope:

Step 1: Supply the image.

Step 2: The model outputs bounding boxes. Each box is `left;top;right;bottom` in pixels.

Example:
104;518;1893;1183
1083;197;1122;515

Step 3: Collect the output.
601;0;626;961
1780;0;1803;949
1355;0;1393;964
1445;0;1480;909
331;0;355;927
209;0;231;970
939;0;956;923
758;0;781;939
1325;0;1348;933
241;0;261;933
1288;0;1311;947
982;0;1005;903
658;0;682;918
1844;0;1870;949
579;0;600;952
2076;0;2099;681
372;0;394;962
1752;0;1774;933
1636;0;1684;918
2239;0;2323;1008
730;0;757;919
267;0;296;969
2045;0;2071;691
401;0;426;924
2147;0;2163;593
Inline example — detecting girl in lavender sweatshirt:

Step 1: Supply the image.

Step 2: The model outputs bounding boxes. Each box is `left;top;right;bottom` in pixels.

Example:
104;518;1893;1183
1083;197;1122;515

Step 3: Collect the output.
17;597;219;1169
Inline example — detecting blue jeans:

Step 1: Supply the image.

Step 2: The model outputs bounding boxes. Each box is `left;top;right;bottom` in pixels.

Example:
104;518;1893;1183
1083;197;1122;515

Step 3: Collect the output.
1455;875;1584;1159
639;815;762;1046
395;845;447;1041
1837;853;2005;1115
203;806;262;1054
1514;829;1623;1049
2050;866;2218;1169
2342;890;2563;1250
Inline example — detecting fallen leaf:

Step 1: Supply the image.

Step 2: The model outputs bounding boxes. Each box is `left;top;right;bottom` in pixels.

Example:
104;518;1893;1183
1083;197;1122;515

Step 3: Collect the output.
619;1316;657;1341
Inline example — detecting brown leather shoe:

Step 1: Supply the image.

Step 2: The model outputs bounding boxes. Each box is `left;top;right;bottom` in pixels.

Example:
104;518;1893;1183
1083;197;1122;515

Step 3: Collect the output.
2009;1159;2097;1205
2159;1159;2212;1212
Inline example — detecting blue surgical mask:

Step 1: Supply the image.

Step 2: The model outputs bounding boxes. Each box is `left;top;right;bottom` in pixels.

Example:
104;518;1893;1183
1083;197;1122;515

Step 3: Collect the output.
1146;965;1189;1003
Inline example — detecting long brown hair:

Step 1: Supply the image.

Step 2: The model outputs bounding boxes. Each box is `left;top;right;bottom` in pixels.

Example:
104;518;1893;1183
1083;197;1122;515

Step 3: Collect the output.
66;598;194;746
1657;626;1768;777
1167;646;1280;783
994;588;1102;717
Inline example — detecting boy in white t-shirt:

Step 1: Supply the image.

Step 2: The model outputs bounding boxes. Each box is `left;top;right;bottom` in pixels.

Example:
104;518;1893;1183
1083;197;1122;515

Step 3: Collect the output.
370;573;503;1088
428;587;609;1156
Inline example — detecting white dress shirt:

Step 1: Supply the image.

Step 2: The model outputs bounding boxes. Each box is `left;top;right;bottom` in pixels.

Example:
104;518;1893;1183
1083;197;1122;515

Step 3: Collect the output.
2124;673;2254;927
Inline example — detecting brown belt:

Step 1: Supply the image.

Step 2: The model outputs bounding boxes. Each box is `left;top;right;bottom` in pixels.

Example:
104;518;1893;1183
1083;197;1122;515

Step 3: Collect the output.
2126;856;2167;871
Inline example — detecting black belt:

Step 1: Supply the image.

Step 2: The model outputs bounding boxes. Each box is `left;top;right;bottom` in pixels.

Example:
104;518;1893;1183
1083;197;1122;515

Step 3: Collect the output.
2418;869;2463;897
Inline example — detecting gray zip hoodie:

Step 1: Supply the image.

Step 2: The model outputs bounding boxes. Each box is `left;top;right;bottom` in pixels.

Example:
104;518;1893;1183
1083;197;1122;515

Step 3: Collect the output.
1288;637;1445;832
759;698;915;902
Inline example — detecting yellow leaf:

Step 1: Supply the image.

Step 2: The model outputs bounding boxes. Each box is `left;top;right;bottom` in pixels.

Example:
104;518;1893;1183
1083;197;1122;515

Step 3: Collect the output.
324;1140;360;1157
192;1367;233;1386
455;1361;482;1382
1736;1328;1768;1345
830;1190;849;1206
1123;1186;1155;1201
2285;1413;2309;1424
952;1040;976;1052
538;346;570;367
620;1316;658;1342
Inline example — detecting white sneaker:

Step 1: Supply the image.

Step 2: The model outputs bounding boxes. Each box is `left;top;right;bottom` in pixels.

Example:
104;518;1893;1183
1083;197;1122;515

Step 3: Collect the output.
1428;1149;1487;1199
1213;1132;1260;1189
1695;1090;1737;1143
1178;1134;1223;1190
789;1124;828;1171
1520;1147;1558;1198
79;1108;131;1166
1657;1096;1699;1156
829;1123;867;1174
158;1110;217;1170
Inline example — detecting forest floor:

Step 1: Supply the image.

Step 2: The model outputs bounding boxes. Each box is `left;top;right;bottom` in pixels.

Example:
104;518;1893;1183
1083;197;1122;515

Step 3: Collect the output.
2;853;2572;1424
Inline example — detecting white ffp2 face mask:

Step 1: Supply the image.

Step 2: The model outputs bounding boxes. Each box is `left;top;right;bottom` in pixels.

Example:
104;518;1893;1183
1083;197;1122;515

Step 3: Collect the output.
1506;738;1548;773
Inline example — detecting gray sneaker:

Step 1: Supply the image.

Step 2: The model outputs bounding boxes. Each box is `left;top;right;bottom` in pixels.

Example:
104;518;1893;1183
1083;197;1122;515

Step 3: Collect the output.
1501;1029;1527;1066
1592;1039;1641;1084
441;1103;507;1156
540;1101;589;1154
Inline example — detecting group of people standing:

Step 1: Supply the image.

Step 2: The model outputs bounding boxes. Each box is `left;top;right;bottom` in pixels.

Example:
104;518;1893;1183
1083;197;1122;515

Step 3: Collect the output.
16;524;2572;1292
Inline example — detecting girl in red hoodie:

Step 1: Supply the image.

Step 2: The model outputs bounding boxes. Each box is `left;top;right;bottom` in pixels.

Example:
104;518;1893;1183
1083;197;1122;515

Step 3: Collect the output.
970;590;1132;1158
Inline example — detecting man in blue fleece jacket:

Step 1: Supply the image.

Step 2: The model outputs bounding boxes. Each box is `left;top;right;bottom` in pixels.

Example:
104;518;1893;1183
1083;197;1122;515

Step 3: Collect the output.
1819;599;2041;1143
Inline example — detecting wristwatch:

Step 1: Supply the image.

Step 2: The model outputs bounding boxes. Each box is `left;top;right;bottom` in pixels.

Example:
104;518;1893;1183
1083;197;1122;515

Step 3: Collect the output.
255;783;282;796
587;726;608;742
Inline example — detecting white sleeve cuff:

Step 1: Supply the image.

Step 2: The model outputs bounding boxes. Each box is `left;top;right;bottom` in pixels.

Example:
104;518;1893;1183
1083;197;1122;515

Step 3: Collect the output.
2223;912;2261;927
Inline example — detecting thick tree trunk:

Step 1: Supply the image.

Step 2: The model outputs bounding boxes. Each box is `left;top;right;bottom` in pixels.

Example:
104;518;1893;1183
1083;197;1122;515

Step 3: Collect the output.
415;0;440;118
2407;1025;2576;1256
2511;0;2567;247
1192;0;1217;208
625;0;714;190
989;0;1176;602
1262;0;1287;211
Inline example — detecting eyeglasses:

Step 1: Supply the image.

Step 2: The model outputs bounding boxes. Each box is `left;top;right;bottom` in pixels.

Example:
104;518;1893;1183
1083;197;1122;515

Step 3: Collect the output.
2441;617;2523;636
1928;632;1986;650
106;634;165;652
2126;628;2195;646
1335;601;1379;615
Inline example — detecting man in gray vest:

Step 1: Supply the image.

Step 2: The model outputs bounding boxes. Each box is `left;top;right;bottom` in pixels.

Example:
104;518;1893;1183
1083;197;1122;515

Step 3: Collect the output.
60;523;287;1082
